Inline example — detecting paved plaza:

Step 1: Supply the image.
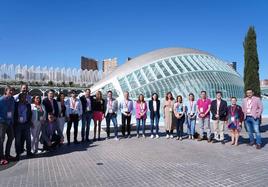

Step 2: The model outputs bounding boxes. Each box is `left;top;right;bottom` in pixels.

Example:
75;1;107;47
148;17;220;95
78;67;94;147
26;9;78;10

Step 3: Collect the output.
0;120;268;187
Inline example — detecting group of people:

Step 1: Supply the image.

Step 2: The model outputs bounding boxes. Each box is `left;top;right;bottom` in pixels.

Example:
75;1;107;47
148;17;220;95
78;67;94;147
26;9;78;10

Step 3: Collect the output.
0;83;264;166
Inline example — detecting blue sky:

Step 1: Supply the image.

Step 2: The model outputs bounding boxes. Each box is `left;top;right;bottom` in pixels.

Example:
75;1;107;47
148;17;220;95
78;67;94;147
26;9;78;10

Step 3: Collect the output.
0;0;267;79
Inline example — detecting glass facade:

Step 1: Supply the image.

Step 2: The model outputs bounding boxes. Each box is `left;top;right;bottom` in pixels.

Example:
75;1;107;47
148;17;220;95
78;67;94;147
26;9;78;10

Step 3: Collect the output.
94;50;244;100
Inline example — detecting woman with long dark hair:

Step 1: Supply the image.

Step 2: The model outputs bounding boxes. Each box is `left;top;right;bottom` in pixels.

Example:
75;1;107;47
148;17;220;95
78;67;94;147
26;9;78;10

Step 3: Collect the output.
135;94;147;138
149;93;160;139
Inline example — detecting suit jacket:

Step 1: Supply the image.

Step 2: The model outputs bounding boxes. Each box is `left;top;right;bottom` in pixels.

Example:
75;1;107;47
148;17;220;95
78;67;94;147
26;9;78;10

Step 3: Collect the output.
14;102;32;126
242;96;263;119
42;98;59;118
80;95;94;113
40;120;63;144
210;99;228;121
105;98;118;116
148;100;160;120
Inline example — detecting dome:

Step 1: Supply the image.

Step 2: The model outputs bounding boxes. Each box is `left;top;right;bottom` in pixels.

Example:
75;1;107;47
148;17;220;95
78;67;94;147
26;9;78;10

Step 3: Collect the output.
91;47;244;99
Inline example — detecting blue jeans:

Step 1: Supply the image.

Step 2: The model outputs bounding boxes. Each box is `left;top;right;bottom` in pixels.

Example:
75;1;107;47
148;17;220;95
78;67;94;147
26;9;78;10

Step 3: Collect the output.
81;111;93;140
136;118;146;135
150;112;159;135
106;113;118;138
245;116;262;145
187;116;196;136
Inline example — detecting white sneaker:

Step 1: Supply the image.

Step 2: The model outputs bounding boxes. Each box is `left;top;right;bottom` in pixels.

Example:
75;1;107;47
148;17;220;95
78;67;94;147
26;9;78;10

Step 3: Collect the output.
142;134;146;138
179;137;183;141
166;134;170;139
150;135;154;139
188;136;191;139
156;134;159;139
170;135;174;139
114;137;119;141
136;134;139;138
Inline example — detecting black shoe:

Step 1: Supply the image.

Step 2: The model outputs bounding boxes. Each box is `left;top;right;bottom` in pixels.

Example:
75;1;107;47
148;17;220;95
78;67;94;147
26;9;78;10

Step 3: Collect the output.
247;142;255;146
256;144;261;149
221;140;225;145
212;139;217;143
93;138;96;142
5;155;16;162
67;142;71;146
27;152;34;157
86;139;91;142
15;155;20;161
81;138;85;142
74;140;79;144
207;138;212;143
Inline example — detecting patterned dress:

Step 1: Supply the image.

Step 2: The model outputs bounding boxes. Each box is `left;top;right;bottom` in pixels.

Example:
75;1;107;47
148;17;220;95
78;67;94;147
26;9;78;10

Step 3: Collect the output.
163;100;176;131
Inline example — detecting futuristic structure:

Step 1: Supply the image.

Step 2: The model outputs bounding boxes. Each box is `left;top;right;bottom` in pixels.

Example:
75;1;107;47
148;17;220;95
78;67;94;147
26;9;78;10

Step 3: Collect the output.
91;47;244;100
0;64;101;86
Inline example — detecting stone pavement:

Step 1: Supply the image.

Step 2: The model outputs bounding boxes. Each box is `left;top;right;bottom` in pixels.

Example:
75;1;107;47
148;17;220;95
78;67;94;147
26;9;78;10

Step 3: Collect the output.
0;120;268;187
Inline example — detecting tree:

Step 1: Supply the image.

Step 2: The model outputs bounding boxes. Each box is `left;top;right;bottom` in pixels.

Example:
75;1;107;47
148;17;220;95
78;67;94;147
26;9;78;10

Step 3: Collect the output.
243;26;261;97
48;80;54;87
69;81;74;87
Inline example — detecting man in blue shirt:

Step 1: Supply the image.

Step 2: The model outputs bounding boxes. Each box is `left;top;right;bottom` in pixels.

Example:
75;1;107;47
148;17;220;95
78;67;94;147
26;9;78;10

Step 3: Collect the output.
0;85;15;165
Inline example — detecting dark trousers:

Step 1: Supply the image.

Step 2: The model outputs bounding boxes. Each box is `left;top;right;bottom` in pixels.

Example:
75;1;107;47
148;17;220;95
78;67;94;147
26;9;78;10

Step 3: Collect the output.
67;114;79;143
43;134;61;151
0;123;14;159
15;123;31;155
121;113;131;136
176;115;185;138
81;112;93;140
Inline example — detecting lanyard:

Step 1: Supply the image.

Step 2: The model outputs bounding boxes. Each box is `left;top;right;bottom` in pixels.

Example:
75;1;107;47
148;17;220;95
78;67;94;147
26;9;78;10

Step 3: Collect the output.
71;99;77;109
124;100;128;108
247;98;252;108
190;101;193;112
231;105;236;116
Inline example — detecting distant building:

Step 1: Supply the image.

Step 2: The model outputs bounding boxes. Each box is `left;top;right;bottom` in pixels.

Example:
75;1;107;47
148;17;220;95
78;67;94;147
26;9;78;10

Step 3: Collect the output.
261;79;268;86
227;62;237;71
102;58;118;75
81;56;98;71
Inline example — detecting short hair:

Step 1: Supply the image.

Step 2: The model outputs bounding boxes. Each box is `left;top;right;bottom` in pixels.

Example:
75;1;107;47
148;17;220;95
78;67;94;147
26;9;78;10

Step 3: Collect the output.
216;91;222;96
231;96;237;100
201;90;206;94
20;83;28;88
69;89;76;94
246;88;253;92
107;90;113;94
48;113;54;117
85;88;91;92
18;93;27;101
48;89;55;94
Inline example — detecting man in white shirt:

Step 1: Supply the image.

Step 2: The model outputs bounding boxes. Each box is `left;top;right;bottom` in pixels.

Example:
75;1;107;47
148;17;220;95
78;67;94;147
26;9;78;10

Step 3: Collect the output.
119;91;133;138
66;90;82;145
105;91;119;140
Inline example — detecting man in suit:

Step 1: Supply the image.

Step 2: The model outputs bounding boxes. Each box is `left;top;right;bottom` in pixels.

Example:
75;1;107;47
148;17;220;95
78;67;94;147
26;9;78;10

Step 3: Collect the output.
80;89;94;142
40;113;64;151
105;90;119;140
42;89;59;119
210;91;228;144
242;88;263;149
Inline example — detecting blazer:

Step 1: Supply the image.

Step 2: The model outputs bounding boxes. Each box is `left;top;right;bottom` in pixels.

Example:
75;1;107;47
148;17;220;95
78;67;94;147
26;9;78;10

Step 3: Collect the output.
42;98;59;119
105;98;118;116
242;96;263;119
14;102;32;126
40;120;63;144
148;100;160;120
210;99;228;121
65;97;83;117
57;101;67;118
135;101;147;119
80;95;94;113
119;99;134;115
